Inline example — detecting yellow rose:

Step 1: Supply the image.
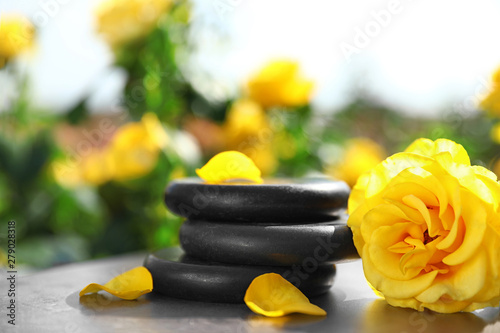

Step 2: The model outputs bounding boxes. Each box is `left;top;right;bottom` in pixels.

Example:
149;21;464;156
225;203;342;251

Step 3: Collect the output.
246;60;314;108
105;112;168;181
0;14;35;67
480;67;500;117
95;0;172;47
347;138;500;313
53;113;168;186
223;99;277;175
328;137;386;188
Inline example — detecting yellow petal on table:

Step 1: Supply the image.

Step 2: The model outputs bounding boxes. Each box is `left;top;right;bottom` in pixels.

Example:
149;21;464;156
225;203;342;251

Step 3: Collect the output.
79;266;153;300
196;151;263;184
244;273;326;317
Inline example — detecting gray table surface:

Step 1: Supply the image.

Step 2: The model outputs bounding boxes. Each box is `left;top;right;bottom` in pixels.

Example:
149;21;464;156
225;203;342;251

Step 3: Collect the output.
2;249;500;333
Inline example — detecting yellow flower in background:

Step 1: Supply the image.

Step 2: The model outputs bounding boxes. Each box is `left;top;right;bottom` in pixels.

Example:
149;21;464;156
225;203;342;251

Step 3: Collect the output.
196;151;262;184
480;67;500;117
0;14;35;67
490;123;500;144
81;150;113;186
95;0;172;47
53;113;168;186
348;138;500;313
328;138;386;188
244;273;326;317
225;99;269;143
80;266;153;300
247;60;314;108
223;99;277;175
106;112;168;181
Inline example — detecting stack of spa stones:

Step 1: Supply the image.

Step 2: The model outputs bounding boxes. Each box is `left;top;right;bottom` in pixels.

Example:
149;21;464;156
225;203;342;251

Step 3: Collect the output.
144;178;358;303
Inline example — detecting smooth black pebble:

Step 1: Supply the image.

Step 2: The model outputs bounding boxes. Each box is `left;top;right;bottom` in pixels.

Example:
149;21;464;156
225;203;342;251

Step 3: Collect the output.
164;178;350;223
180;216;359;266
143;247;336;303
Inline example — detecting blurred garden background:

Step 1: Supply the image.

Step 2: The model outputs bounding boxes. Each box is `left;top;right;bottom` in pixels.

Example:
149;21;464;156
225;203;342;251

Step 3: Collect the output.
2;0;500;270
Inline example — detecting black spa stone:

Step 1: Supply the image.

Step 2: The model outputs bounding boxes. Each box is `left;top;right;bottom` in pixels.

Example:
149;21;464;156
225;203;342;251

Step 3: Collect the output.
180;217;359;266
164;177;350;223
143;247;336;303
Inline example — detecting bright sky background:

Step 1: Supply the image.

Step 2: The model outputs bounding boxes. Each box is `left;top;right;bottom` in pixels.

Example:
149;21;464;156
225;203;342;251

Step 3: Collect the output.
2;0;500;117
188;0;500;116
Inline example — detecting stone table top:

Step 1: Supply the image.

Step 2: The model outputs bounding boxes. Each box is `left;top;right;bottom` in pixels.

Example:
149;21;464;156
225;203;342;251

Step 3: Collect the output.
2;250;499;333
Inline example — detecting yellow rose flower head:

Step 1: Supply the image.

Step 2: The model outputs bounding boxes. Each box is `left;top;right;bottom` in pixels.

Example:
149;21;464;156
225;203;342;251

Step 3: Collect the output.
480;67;500;117
224;99;277;175
95;0;172;47
196;151;263;184
244;273;326;317
347;138;500;313
0;14;35;67
246;60;314;108
329;137;387;188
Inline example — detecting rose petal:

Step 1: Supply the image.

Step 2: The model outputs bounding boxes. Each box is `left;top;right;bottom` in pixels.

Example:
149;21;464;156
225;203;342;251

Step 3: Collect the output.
443;191;487;266
196;151;263;184
399;240;442;275
383;167;450;220
405;138;470;166
472;165;498;181
402;195;433;230
416;251;487;303
384;180;440;208
368;222;424;280
348;172;372;214
438;175;463;230
244;273;326;317
364;152;433;199
79;267;153;300
360;204;413;245
363;245;439;299
438;206;454;232
474;170;500;211
386;296;472;313
436;216;465;252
